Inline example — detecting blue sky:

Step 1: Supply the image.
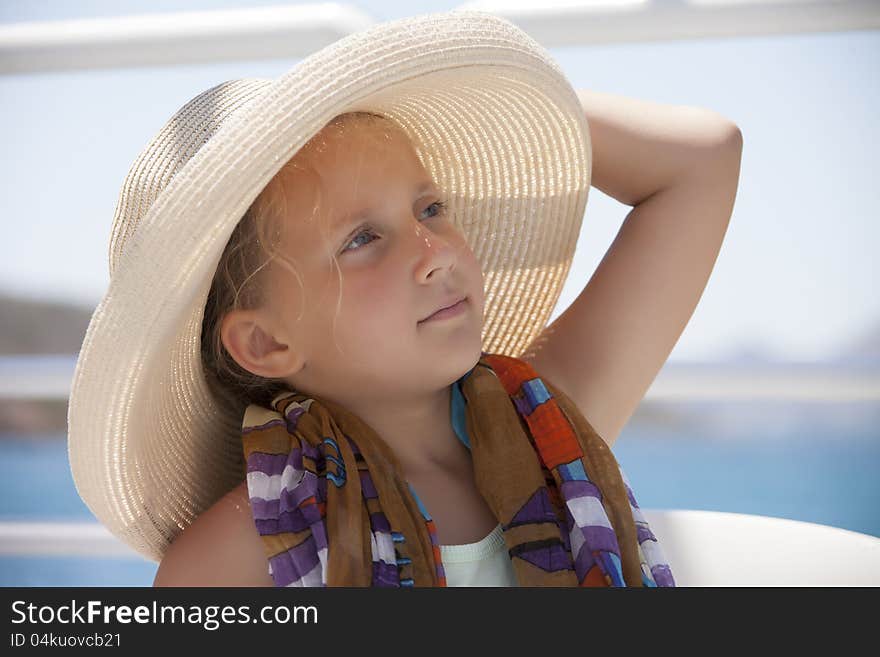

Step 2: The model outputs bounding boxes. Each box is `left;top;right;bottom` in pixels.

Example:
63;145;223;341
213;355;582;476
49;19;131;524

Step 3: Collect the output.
1;1;878;362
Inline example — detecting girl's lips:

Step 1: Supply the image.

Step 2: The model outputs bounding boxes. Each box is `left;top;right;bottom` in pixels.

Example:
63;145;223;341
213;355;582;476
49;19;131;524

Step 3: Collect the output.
419;297;467;323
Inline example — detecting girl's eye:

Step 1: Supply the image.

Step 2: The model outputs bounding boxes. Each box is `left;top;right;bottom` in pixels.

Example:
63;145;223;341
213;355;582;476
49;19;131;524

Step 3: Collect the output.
341;200;448;254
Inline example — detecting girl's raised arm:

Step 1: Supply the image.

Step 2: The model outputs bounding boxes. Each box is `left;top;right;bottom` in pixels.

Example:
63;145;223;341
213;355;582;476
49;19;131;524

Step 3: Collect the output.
523;89;743;449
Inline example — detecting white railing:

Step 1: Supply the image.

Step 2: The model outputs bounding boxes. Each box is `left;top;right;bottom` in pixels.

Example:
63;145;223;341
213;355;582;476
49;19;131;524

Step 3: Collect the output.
0;521;136;558
1;1;878;74
1;354;877;401
0;3;373;73
458;0;880;46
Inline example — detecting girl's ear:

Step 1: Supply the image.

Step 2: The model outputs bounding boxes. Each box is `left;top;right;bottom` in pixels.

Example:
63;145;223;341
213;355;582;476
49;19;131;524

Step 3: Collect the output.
219;308;303;379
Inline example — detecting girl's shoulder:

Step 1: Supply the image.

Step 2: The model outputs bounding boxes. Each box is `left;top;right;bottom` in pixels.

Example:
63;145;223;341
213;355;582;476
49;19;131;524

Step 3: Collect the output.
153;480;274;587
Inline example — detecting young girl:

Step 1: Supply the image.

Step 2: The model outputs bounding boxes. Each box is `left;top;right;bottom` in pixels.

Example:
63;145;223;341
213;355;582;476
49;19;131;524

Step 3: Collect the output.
68;10;740;588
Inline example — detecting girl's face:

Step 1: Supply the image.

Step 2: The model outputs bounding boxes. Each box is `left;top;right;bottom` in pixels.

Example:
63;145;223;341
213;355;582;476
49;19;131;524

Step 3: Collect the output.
253;119;486;405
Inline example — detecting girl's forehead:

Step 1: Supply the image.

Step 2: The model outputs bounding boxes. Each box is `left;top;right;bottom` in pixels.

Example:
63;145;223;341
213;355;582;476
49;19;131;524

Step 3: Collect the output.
270;125;432;241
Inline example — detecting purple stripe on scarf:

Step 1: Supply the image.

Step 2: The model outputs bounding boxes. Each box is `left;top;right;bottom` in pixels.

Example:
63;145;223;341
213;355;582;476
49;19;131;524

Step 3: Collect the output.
251;494;327;555
284;404;306;432
507;487;558;528
372;560;400;587
359;470;378;499
579;524;620;555
573;542;597;580
253;482;323;534
242;418;285;435
637;524;656;543
288;443;306;470
651;564;675;587
255;509;327;551
514;541;573;573
274;502;323;534
369;512;391;533
247;451;293;476
278;472;319;513
300;440;322;462
267;535;320;587
255;516;300;536
624;484;639;508
311;518;328;552
249;497;279;521
548;543;574;572
560;479;602;502
513;395;531;418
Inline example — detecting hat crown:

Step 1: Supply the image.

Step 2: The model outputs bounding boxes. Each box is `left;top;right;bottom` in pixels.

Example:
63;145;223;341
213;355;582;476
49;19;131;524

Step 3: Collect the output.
107;78;273;277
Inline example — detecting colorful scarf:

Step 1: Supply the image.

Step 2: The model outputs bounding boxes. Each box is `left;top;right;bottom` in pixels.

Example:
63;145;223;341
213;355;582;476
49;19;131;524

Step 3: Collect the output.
241;352;675;587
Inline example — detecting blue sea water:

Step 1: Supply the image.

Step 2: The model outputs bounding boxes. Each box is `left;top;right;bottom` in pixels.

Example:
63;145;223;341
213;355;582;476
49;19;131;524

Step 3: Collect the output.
1;422;878;586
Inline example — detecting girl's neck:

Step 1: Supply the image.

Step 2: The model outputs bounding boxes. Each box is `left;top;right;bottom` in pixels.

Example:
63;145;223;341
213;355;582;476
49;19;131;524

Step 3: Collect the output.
342;381;463;475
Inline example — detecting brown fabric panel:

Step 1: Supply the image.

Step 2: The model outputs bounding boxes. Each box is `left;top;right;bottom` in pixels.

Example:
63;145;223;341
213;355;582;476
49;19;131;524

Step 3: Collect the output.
264;529;314;557
317;396;440;586
462;364;550;522
512;561;579;587
501;518;563;547
462;362;580;586
320;408;372;587
240;422;295;458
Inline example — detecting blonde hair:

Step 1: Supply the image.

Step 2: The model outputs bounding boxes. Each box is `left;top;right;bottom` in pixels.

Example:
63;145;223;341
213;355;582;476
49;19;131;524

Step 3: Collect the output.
200;110;394;414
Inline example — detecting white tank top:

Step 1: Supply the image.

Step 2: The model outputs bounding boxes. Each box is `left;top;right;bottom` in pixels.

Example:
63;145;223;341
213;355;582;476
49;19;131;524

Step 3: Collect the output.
439;522;518;587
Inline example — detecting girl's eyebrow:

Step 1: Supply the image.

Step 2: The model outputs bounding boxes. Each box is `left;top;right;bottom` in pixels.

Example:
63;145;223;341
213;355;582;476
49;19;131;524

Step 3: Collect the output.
330;179;439;233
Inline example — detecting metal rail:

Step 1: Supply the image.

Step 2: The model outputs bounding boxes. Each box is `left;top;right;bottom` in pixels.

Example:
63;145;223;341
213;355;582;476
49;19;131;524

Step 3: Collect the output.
1;355;877;401
1;1;878;74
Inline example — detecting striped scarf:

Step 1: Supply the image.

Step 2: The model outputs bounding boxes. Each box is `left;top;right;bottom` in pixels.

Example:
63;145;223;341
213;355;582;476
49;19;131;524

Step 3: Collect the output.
241;352;675;587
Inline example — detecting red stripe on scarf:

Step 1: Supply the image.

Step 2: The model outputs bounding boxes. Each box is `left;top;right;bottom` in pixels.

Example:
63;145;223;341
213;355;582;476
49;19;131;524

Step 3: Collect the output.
483;354;583;470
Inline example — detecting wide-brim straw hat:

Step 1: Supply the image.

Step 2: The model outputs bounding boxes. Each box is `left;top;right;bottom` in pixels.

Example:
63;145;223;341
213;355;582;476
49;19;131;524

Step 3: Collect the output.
67;9;592;563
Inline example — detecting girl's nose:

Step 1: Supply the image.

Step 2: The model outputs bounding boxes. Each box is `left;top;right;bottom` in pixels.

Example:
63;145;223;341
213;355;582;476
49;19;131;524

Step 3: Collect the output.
411;221;457;281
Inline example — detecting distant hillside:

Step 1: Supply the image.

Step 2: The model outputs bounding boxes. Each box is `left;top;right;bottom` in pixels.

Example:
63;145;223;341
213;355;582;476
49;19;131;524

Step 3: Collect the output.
0;292;95;436
0;291;94;354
